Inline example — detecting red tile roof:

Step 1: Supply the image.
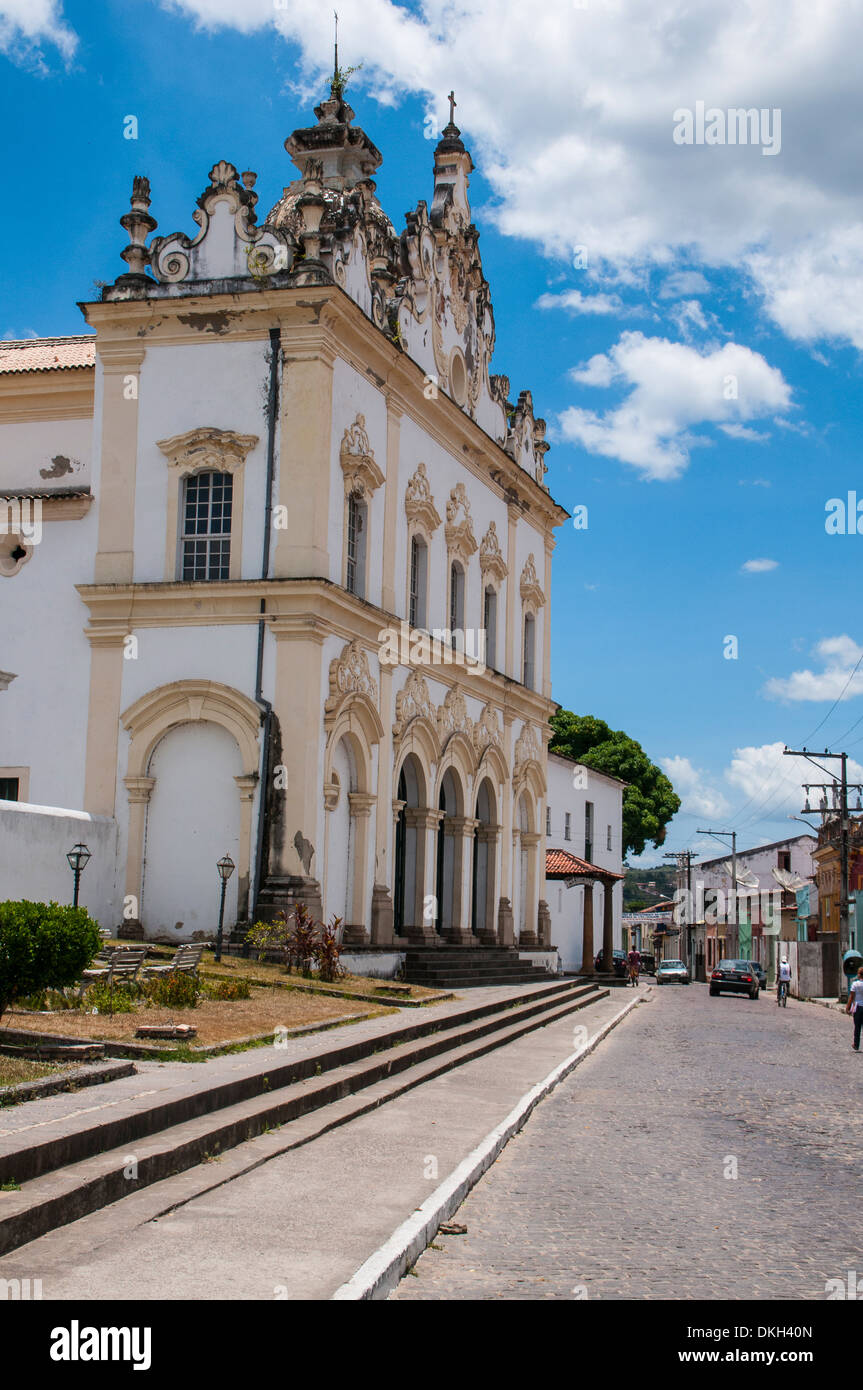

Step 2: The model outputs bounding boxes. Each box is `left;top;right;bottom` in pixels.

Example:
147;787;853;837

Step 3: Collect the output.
0;337;96;374
546;848;624;881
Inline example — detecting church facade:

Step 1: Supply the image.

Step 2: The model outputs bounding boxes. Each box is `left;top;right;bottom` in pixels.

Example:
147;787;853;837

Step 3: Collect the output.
1;84;583;964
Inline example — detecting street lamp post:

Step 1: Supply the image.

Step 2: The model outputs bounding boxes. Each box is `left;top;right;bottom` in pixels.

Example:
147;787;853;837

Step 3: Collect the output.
66;842;91;907
214;854;235;963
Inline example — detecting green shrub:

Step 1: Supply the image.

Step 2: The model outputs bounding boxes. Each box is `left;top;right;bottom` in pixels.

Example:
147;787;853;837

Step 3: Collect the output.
0;901;101;1021
200;976;251;1001
142;972;199;1009
16;987;74;1011
84;979;138;1015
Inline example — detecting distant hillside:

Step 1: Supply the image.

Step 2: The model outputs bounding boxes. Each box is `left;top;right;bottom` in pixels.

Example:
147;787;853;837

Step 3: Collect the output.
623;864;678;911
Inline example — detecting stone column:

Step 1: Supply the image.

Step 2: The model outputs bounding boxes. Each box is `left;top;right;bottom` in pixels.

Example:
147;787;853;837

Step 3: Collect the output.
499;716;515;942
580;882;595;974
122;775;155;929
234;773;259;923
343;791;375;945
94;344;146;585
84;628;128;816
601;879;615;971
405;807;440;943
519;830;541;947
537;899;551;949
273;341;334;578
445;815;478;945
371;665;395;944
477;824;500;944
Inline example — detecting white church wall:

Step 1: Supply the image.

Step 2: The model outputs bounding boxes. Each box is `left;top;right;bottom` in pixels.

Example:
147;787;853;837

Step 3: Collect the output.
132;339;272;583
328;357;387;603
0;416;92;494
545;753;625;972
0;801;118;930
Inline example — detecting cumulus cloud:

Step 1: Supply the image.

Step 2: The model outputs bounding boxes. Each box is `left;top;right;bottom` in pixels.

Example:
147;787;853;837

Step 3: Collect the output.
763;636;863;703
536;289;628;316
662;755;731;820
741;557;778;572
659;271;712;299
557;332;791;479
0;0;77;67
158;0;863;352
725;742;863;821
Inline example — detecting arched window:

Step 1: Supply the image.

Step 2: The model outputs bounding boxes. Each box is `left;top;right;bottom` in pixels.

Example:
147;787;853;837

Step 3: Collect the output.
346;490;368;597
409;535;428;628
522;611;536;689
181;471;233;580
483;586;498;669
450;560;465;634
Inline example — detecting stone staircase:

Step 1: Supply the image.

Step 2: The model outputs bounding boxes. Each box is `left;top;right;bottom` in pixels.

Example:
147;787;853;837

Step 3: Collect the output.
404;946;559;989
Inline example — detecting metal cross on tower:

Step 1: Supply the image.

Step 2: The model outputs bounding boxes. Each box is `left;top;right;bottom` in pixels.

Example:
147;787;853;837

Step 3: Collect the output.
448;90;457;125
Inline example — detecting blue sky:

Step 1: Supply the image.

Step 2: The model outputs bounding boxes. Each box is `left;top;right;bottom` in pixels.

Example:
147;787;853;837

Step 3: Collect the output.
3;0;863;864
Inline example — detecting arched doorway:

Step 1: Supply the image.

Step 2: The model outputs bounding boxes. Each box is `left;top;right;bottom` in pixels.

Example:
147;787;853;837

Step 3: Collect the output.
394;753;424;936
142;721;242;938
472;778;498;941
435;766;462;935
325;736;357;931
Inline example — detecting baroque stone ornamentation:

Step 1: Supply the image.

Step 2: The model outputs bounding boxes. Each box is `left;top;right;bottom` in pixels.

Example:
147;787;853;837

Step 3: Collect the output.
436;685;473;745
445;482;477;560
479;520;507;584
339;414;384;498
325;640;379;727
156;427;259;475
520;553;546;609
514;721;542;773
404;462;442;534
472;702;502;756
393;669;436;742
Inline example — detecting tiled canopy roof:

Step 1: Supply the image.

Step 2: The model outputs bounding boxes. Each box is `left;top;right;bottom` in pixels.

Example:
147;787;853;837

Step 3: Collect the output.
0;337;96;374
546;848;624;882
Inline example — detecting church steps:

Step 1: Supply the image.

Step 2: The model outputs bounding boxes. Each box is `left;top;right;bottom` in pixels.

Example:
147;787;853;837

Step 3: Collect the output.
0;980;607;1257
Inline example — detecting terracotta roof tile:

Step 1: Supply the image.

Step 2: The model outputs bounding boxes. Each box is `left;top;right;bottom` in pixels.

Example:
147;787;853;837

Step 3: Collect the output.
0;337;96;374
546;848;624;881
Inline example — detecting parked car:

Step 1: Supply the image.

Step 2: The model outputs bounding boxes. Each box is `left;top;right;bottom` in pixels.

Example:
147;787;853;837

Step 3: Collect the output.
656;958;689;984
639;952;656;976
709;959;760;999
746;960;767;990
595;948;627;977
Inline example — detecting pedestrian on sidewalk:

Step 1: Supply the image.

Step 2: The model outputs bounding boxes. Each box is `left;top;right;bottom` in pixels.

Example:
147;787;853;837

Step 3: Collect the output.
845;966;863;1051
627;946;641;988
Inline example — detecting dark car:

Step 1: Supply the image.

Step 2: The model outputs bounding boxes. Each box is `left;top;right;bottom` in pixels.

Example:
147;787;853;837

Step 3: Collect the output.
709;958;760;999
746;960;767;990
595;948;627;977
639;952;656;976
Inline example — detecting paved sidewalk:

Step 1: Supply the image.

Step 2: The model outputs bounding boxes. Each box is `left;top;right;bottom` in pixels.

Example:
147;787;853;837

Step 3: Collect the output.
0;990;629;1299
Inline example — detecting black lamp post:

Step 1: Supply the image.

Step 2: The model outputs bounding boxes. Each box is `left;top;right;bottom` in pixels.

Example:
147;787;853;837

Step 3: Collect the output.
214;853;235;962
66;842;91;907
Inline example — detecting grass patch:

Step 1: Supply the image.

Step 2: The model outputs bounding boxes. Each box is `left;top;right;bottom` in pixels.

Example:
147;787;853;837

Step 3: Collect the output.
0;1055;67;1089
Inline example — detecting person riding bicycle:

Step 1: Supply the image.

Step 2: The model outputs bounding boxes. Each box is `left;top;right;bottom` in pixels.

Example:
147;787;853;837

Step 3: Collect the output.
777;956;792;1003
627;946;642;987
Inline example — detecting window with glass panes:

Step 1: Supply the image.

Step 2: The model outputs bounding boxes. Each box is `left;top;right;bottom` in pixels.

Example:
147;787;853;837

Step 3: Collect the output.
181;471;232;580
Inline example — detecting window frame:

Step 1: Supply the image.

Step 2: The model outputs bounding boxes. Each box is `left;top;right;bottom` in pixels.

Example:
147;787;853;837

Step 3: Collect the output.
179;469;234;582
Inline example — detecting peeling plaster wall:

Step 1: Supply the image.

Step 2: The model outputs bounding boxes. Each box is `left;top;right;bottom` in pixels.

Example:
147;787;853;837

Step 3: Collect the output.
0;417;92;493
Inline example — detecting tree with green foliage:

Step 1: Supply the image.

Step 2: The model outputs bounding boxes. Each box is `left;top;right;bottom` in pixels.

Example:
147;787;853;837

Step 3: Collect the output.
549;711;681;858
0;901;101;1020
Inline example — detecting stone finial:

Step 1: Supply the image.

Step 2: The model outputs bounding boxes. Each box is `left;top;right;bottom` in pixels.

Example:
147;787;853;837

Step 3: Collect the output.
119;174;157;281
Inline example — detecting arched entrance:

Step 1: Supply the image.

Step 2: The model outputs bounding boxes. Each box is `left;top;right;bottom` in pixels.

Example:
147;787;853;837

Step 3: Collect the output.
142;721;242;937
393;752;425;938
472;778;498;942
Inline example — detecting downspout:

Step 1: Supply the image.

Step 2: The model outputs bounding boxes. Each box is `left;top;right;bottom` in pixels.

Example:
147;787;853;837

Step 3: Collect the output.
251;326;281;925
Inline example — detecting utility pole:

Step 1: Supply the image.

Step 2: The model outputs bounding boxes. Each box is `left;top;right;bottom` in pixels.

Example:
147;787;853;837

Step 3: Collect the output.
783;747;862;999
697;829;737;965
665;850;693;970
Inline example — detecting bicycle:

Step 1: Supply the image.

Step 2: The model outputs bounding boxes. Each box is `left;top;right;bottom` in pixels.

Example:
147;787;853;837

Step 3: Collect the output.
777;979;789;1008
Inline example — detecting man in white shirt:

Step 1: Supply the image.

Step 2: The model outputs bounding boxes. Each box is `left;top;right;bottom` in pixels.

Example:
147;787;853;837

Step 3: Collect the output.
776;956;792;1003
845;966;863;1052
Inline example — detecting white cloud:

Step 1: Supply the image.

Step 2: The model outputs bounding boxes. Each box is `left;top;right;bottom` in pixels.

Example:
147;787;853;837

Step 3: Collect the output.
536;289;627;316
667;298;710;339
724;742;863;820
557;331;791;480
741;557;778;572
0;0;77;66
721;424;770;442
158;0;863;352
662;755;730;820
763;635;863;703
659;271;711;299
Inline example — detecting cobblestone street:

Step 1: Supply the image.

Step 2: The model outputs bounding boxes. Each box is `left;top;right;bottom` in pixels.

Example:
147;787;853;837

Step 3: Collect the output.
392;983;863;1300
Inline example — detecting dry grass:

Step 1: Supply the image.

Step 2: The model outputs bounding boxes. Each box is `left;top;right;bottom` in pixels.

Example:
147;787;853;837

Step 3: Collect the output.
0;1055;66;1089
3;986;384;1047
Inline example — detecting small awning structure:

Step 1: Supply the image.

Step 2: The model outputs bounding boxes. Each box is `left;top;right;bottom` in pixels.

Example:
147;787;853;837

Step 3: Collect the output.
546;848;624;885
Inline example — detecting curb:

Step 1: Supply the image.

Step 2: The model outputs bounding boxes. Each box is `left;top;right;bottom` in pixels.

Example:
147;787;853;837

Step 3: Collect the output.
332;991;643;1300
0;1060;136;1106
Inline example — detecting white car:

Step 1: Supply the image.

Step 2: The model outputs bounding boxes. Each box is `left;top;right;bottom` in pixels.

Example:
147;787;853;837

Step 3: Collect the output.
656;958;689;984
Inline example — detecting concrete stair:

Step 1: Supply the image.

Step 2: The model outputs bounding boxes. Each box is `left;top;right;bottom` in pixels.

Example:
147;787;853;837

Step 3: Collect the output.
0;978;607;1258
404;946;559;988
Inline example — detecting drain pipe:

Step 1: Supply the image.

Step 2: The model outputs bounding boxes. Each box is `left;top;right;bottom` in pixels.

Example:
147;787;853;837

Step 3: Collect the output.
250;326;281;927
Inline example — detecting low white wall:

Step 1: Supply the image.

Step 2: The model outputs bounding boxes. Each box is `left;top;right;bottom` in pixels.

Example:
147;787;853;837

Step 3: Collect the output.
340;951;403;980
0;802;118;931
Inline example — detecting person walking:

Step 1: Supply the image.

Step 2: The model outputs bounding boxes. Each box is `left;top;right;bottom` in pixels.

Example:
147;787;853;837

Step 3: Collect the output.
845;966;863;1052
627;945;641;988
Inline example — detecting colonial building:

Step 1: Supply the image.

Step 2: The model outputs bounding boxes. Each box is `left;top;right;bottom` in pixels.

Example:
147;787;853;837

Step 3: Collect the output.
0;82;573;970
544;752;624;973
